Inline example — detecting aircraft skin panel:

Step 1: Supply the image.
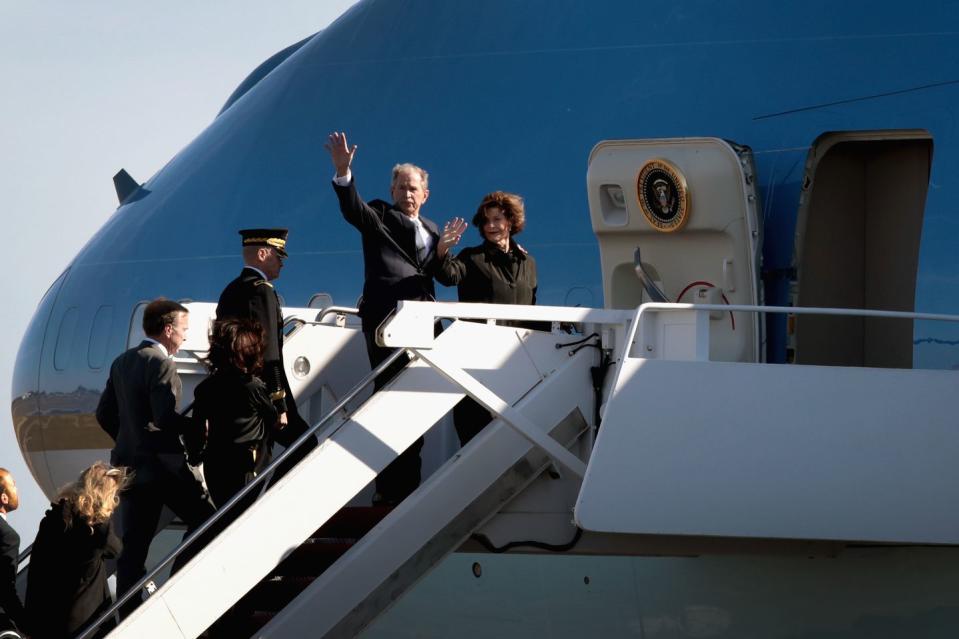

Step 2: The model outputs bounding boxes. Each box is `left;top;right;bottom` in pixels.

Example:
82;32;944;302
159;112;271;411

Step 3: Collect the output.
218;35;314;116
68;4;959;278
361;549;959;638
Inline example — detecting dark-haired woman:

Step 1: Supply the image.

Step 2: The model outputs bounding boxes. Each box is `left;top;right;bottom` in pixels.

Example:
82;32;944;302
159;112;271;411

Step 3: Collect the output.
26;462;130;639
434;191;542;445
192;318;277;511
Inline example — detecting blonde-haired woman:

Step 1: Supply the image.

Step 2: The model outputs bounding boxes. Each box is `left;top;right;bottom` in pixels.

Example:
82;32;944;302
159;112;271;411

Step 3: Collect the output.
26;462;130;639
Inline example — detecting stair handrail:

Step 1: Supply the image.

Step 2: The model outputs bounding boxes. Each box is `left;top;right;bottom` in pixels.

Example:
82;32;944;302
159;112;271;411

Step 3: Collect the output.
15;543;31;575
604;302;959;422
634;302;959;325
75;348;407;639
282;306;360;339
620;302;959;368
316;306;361;322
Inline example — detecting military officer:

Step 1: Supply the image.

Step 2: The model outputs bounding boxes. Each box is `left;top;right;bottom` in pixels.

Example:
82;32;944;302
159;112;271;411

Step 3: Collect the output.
215;229;314;473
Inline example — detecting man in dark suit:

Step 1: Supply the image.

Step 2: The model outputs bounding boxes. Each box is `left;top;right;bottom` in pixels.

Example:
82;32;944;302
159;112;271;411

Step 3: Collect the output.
325;131;441;505
0;469;27;637
216;229;315;474
96;299;213;617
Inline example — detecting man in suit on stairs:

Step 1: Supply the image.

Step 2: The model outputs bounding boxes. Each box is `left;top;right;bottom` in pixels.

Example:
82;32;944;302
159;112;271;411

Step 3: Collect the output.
325;131;441;505
96;299;214;617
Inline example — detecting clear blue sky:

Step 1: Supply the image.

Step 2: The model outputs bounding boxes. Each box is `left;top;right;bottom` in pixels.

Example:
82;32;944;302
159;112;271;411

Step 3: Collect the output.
0;1;356;543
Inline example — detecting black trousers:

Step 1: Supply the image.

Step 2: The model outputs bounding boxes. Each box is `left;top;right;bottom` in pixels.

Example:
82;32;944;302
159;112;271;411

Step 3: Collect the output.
116;459;215;618
205;450;260;512
453;397;493;446
268;389;317;486
364;331;424;503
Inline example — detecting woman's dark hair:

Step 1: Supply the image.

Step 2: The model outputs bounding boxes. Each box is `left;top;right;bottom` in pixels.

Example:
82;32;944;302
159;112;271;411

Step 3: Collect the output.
471;191;526;236
205;318;265;374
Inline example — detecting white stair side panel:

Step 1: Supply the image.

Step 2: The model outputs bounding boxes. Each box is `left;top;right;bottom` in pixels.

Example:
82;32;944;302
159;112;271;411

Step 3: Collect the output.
111;371;462;638
260;344;597;639
285;323;460;501
575;358;959;543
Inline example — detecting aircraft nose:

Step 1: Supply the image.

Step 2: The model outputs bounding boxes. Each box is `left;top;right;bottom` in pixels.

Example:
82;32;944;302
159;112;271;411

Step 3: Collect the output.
11;268;71;499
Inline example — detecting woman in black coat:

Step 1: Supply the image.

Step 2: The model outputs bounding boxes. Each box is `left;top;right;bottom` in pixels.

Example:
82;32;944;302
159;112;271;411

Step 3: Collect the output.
192;318;277;514
434;191;538;314
25;462;129;639
434;191;541;444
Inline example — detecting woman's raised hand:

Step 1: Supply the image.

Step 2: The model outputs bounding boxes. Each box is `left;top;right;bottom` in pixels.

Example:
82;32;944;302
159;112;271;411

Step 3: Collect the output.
437;217;468;258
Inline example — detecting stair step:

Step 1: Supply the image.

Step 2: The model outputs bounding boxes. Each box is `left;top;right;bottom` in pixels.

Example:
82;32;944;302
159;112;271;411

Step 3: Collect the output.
203;506;393;637
248;610;275;632
239;575;317;612
311;505;393;538
271;538;355;577
204;576;315;638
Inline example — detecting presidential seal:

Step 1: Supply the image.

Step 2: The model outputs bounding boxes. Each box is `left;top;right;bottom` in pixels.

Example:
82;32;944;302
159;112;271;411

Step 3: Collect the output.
637;159;690;232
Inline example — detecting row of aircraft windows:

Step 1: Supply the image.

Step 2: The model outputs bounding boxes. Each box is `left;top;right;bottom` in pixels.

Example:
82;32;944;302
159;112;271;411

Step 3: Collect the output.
52;296;355;373
53;305;114;371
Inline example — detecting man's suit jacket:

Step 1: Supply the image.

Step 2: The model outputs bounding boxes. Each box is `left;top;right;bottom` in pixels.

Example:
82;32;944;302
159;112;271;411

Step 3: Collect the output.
0;517;26;633
216;268;290;416
95;341;190;483
333;179;440;333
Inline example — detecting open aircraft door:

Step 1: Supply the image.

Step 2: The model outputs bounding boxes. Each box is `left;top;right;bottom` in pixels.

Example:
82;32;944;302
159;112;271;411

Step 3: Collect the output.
587;138;763;362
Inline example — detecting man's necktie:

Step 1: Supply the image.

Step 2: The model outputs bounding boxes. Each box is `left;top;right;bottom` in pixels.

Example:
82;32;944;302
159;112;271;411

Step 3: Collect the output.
414;221;429;265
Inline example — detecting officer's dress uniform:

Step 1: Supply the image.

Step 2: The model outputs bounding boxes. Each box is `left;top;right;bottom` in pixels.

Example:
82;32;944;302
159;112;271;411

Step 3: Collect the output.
216;230;315;479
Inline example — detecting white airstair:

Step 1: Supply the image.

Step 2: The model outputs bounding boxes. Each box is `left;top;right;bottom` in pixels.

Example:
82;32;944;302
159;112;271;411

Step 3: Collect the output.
93;302;628;639
73;297;959;639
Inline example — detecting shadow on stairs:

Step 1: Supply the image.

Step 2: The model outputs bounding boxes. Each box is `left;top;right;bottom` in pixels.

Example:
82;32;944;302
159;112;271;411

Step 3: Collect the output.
204;506;393;638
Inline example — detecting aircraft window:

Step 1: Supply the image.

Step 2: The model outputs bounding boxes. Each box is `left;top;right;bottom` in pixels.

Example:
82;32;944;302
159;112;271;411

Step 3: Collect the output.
598;184;628;226
308;293;334;310
53;306;79;371
88;305;114;369
127;302;148;348
38;269;69;310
